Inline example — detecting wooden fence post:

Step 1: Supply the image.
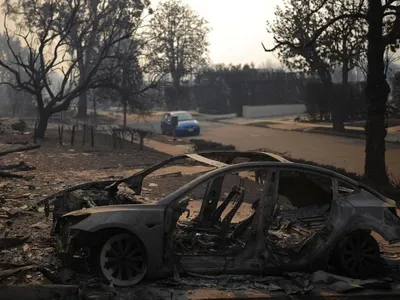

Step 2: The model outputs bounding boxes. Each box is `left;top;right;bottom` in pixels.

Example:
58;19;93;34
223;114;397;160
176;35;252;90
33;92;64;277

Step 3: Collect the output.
91;126;95;147
112;129;117;149
71;125;76;146
82;124;87;146
33;122;38;144
58;125;64;145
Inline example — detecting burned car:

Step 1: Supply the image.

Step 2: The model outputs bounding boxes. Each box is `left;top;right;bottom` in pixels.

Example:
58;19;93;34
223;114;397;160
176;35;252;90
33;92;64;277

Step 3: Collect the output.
39;152;400;287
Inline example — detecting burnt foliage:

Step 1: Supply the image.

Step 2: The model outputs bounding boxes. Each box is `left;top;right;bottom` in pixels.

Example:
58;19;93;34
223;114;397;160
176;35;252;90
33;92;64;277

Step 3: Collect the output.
305;81;366;121
190;139;236;152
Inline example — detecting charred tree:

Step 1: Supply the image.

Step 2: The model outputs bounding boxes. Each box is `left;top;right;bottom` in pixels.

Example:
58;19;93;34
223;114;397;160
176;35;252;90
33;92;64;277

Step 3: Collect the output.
265;0;366;132
0;0;151;138
265;0;400;188
148;0;210;108
364;1;390;187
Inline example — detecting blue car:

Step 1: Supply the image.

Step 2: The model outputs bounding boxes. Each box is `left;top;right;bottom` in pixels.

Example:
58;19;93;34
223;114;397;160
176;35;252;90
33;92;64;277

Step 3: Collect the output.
161;111;200;136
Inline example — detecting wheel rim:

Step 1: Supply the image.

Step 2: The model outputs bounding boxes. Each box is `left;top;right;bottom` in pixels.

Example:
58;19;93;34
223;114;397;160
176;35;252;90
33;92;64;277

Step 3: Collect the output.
339;232;380;278
100;233;147;286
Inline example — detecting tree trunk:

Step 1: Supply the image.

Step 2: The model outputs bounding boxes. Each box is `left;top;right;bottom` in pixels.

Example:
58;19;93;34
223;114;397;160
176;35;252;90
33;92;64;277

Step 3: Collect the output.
79;0;99;119
8;87;16;117
35;110;50;139
317;66;344;131
123;98;127;128
342;60;349;85
338;57;350;128
170;73;181;110
332;77;345;132
332;101;345;131
75;32;87;119
364;0;390;188
77;92;88;119
93;94;97;124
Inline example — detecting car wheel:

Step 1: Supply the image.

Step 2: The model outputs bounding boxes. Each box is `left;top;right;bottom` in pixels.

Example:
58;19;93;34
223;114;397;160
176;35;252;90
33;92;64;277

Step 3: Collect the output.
99;233;147;286
333;230;381;279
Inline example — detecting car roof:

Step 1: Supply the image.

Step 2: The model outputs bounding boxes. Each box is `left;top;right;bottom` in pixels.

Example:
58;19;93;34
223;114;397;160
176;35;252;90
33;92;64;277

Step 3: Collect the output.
168;111;191;115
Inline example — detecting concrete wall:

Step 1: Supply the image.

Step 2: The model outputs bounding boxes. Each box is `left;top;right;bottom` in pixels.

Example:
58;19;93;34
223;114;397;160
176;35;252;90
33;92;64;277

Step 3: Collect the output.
242;104;306;118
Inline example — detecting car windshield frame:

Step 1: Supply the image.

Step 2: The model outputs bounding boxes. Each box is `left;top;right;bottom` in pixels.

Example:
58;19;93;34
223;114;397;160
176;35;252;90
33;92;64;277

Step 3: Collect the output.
173;112;194;122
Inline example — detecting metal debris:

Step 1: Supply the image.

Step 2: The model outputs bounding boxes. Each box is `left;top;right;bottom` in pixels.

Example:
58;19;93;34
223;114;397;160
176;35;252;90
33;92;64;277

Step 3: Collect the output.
0;265;36;280
311;270;393;292
30;222;50;230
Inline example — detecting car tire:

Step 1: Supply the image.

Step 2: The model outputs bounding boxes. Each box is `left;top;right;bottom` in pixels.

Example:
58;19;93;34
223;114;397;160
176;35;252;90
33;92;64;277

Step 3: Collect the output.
332;230;382;279
98;233;148;286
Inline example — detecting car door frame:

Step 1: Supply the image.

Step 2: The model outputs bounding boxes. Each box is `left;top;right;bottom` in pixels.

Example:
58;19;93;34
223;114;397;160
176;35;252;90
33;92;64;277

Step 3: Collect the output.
160;162;377;274
164;166;281;274
269;169;361;271
161;113;172;134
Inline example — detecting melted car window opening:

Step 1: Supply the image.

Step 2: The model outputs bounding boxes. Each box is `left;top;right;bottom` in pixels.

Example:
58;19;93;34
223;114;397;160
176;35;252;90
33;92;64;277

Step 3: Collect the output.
277;171;333;208
169;168;335;258
170;171;259;256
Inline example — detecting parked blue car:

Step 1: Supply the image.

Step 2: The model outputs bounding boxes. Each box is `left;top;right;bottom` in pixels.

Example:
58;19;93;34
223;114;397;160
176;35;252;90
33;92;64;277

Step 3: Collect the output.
161;111;200;136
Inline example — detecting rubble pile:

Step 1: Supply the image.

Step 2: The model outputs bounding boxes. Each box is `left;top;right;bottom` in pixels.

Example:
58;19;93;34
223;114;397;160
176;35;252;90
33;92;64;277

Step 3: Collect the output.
172;196;331;260
173;220;247;255
267;204;330;256
52;186;144;220
154;270;396;295
0;118;28;134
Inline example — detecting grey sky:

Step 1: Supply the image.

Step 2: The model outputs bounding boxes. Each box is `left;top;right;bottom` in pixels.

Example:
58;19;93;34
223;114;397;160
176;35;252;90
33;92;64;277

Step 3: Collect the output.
0;0;282;67
154;0;282;67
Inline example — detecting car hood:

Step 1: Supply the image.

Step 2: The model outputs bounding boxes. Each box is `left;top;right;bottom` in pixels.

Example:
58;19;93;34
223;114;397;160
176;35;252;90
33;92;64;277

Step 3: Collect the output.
178;120;198;126
62;204;165;217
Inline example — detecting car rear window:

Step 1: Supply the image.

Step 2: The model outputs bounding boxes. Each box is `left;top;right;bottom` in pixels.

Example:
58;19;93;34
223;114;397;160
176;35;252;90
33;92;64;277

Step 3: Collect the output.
174;112;193;121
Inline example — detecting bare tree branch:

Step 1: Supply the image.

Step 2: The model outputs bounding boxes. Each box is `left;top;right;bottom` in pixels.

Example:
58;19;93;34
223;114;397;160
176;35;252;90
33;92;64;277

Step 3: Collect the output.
263;13;367;52
0;0;153;137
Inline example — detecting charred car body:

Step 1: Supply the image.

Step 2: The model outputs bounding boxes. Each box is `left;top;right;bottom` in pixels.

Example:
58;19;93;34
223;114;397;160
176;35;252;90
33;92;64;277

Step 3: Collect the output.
38;151;400;287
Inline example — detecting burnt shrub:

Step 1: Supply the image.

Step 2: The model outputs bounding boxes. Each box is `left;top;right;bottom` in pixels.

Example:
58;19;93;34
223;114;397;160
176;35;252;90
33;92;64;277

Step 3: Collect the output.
190;139;236;152
304;82;366;121
11;119;27;132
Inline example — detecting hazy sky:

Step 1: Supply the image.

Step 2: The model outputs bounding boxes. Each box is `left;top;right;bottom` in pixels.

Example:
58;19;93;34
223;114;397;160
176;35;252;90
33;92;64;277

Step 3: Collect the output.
0;0;282;67
152;0;282;67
